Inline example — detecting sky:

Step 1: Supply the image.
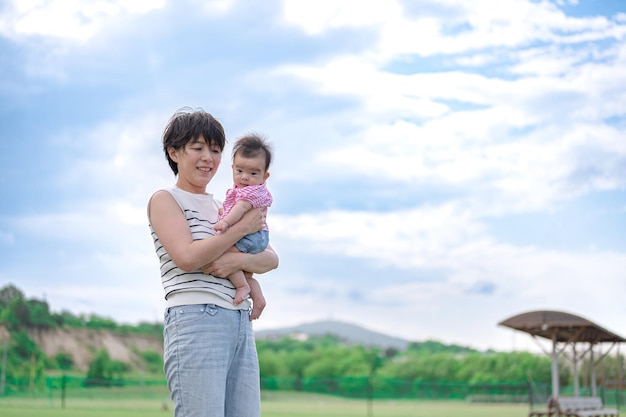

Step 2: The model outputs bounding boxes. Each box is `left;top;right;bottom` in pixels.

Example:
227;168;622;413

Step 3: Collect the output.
1;0;625;353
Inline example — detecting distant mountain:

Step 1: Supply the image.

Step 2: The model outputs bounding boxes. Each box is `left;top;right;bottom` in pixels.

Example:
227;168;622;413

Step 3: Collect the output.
255;320;411;350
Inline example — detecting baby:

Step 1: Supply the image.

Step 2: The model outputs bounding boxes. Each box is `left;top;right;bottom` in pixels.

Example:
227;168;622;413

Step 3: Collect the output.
214;133;273;319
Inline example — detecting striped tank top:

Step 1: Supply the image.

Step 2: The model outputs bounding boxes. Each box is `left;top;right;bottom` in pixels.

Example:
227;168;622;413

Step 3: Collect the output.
149;186;250;310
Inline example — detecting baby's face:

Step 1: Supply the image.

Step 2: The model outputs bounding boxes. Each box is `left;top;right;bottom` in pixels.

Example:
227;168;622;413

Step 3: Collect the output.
232;153;269;187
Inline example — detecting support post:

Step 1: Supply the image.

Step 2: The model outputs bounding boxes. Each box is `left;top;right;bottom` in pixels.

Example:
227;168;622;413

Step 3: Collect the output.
573;344;579;397
590;347;596;397
552;333;560;398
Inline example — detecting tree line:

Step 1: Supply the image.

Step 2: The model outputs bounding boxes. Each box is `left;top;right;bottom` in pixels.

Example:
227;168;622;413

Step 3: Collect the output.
2;283;623;390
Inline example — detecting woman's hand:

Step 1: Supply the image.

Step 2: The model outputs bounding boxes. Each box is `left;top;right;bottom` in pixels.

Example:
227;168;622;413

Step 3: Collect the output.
202;244;278;277
234;207;266;236
202;250;240;278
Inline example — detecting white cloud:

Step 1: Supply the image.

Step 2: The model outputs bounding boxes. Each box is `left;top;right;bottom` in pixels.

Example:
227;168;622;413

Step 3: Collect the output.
50;110;187;204
261;203;626;350
282;0;625;62
271;204;626;297
8;198;165;324
281;0;399;35
272;203;484;269
272;1;626;214
201;0;236;15
29;272;164;323
0;0;164;42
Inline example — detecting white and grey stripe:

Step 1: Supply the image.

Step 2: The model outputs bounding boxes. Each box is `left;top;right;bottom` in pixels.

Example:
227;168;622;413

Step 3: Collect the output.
150;186;237;304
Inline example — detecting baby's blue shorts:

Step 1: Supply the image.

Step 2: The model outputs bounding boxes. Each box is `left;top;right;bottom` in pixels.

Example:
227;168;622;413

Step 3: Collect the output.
235;230;269;254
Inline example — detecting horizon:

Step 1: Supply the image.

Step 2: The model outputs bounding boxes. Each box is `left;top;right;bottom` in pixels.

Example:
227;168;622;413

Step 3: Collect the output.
3;282;594;354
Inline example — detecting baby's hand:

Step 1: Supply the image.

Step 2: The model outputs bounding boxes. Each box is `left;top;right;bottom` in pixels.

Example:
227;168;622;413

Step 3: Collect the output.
214;220;229;233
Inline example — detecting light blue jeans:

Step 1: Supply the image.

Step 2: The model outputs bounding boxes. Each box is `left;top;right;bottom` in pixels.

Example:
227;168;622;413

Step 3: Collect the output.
163;304;260;417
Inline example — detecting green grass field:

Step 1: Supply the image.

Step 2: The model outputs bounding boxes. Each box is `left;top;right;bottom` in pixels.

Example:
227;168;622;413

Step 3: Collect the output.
0;391;532;417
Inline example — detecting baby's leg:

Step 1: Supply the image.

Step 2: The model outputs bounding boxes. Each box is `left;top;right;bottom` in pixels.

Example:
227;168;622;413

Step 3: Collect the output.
229;269;251;305
223;246;250;305
246;274;266;320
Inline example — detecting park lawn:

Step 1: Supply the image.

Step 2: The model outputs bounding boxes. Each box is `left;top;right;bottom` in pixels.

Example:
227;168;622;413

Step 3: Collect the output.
0;391;531;417
262;391;530;417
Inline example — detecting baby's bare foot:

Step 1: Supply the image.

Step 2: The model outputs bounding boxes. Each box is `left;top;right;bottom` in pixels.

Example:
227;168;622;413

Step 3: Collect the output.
249;296;266;320
234;286;250;305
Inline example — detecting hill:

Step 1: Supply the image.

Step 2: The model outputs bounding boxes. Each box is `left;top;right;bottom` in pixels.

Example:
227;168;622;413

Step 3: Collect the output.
24;326;163;371
255;320;411;350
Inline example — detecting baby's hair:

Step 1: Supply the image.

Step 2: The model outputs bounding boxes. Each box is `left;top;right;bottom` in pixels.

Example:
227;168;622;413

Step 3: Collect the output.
232;133;273;171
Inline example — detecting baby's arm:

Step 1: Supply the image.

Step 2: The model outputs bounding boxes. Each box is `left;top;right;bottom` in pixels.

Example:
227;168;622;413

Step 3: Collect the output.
215;200;253;232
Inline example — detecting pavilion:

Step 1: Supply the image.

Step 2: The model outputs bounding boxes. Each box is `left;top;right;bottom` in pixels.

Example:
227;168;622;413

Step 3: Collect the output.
498;310;625;399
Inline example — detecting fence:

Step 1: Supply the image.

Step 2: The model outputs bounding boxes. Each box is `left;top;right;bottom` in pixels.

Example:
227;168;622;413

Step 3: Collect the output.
262;376;531;401
1;375;625;408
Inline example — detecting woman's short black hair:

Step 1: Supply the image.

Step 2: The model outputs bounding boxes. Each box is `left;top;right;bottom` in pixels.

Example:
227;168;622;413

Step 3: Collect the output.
162;107;226;175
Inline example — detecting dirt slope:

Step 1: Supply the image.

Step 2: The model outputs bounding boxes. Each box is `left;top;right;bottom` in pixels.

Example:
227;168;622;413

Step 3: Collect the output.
26;327;163;371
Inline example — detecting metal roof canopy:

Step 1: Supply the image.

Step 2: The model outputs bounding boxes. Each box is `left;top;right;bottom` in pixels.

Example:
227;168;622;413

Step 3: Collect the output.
499;310;625;398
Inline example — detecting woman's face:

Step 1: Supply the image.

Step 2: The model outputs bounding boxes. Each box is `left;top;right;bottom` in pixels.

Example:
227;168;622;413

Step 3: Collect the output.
169;137;222;193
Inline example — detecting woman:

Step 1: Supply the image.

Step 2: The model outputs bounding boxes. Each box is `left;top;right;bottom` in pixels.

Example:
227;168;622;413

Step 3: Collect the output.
148;108;279;417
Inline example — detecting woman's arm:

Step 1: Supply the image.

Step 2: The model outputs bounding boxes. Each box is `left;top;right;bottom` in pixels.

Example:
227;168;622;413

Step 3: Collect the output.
148;190;265;272
202;244;278;278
